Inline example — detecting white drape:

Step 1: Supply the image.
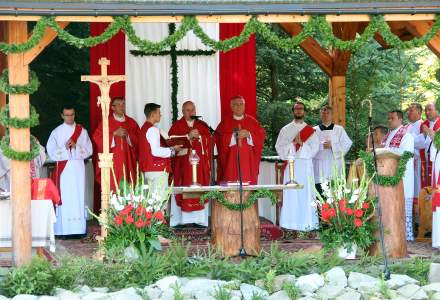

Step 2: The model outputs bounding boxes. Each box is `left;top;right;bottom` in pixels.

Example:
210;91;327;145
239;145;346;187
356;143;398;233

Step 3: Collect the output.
125;23;221;131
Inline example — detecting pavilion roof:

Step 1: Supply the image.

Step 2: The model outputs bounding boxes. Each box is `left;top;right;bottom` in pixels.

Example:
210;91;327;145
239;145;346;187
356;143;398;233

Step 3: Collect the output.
1;0;440;16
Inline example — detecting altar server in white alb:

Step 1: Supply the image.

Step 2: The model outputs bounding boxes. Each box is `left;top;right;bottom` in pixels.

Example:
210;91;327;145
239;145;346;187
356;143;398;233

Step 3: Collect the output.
47;106;93;236
382;110;414;241
313;106;352;194
406;103;424;205
275;102;320;231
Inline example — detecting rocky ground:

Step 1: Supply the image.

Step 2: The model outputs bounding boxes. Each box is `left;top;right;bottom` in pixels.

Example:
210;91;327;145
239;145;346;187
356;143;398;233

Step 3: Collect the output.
4;262;440;300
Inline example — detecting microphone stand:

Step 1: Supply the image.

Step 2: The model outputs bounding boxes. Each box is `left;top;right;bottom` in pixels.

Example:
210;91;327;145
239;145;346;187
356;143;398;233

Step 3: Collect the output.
234;128;247;258
364;100;391;280
193;117;216;186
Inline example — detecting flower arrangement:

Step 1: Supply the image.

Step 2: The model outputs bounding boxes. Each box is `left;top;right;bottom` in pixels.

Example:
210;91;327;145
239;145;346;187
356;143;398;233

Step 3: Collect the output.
314;162;377;253
98;170;172;258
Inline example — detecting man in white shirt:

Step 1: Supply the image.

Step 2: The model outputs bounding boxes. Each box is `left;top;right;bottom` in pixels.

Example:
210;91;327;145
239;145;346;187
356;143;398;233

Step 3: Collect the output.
46;106;93;236
313;106;352;195
407;103;424;205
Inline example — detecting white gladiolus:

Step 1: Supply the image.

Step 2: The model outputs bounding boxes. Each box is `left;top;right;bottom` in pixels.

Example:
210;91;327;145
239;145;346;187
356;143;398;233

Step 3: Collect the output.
310;201;318;207
132;195;141;203
327;197;334;204
349;194;359;203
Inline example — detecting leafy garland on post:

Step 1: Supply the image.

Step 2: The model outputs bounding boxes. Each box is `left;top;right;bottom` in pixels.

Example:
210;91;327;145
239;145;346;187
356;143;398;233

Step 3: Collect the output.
200;189;277;211
130;23;215;122
1;14;440;54
0;70;41;161
359;150;414;186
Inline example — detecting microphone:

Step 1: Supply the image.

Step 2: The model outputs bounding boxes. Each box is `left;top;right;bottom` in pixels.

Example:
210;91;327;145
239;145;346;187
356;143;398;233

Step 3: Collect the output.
234;127;239;137
190;115;203;120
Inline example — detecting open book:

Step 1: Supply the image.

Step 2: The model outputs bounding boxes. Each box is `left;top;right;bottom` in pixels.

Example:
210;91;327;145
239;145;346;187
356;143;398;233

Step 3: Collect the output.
160;131;192;148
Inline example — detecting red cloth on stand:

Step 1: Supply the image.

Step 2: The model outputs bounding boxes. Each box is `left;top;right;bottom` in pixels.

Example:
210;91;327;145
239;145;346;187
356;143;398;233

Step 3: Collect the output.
31;178;61;206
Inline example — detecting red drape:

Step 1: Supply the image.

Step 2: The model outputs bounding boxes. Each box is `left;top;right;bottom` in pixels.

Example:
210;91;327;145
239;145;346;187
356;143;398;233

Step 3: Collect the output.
90;23;126;212
219;24;256;119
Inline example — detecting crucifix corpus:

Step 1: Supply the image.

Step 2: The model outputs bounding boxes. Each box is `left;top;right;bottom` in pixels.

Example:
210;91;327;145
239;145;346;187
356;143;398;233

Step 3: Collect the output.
81;57;126;257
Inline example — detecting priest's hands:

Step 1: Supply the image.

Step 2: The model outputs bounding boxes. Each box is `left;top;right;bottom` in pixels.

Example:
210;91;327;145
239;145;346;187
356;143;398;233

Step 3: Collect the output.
172;144;184;152
323;140;332;149
293;135;303;147
66;139;76;150
114;127;128;137
422;125;435;139
237;129;250;139
189;129;200;139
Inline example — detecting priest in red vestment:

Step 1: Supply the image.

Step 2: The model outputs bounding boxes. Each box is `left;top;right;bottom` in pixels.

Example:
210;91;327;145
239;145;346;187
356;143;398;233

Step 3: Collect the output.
169;101;212;226
93;97;140;191
215;96;265;185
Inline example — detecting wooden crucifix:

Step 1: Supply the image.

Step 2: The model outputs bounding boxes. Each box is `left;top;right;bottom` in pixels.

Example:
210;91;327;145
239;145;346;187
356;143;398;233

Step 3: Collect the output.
81;57;126;254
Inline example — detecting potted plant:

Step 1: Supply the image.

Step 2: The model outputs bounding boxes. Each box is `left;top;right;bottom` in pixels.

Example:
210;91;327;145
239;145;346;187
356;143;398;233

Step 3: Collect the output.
314;163;376;259
96;170;172;259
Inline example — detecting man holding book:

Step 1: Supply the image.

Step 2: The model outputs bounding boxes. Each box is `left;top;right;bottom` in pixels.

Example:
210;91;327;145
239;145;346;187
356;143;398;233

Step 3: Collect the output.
275;102;320;231
168;101;212;227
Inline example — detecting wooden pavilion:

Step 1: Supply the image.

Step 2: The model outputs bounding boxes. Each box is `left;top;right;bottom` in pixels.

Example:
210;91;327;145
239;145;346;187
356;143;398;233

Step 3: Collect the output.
1;0;440;266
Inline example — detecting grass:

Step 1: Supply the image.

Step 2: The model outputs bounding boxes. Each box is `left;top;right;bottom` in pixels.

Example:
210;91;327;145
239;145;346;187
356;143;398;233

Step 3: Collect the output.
0;241;437;298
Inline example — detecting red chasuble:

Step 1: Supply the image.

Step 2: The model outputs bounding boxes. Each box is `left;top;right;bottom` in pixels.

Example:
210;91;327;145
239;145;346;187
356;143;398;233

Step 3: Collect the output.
169;118;212;212
215;115;265;185
31;178;61;206
420;118;440;188
93;114;140;191
51;124;83;204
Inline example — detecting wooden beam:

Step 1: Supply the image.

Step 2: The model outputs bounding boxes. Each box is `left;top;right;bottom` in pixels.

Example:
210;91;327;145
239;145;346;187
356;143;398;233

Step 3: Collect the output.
0;13;435;23
0;21;6;138
404;20;440;57
6;20;31;267
23;21;68;65
279;23;333;76
330;22;358;76
329;76;346;126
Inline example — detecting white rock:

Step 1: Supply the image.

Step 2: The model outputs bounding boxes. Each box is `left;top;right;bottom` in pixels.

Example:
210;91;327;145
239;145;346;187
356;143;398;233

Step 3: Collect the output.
430;263;440;283
181;279;226;297
347;272;379;290
267;290;290;300
12;296;38;300
386;274;419;289
123;245;139;263
55;290;80;300
316;285;345;299
254;279;264;289
159;288;175;300
108;290;143;300
397;284;427;299
432;292;440;300
80;292;107;300
423;283;440;293
38;297;59;300
0;295;8;300
92;288;109;293
335;288;361;300
295;273;325;294
155;276;181;291
325;267;347;287
144;285;162;299
194;291;215;300
230;297;241;300
239;283;269;300
229;290;242;299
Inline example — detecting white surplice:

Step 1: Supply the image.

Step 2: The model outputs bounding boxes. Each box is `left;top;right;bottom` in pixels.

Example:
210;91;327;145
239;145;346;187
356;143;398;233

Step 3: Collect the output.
47;123;93;235
313;124;352;183
383;125;415;240
0;150;10;191
430;142;440;248
276;121;320;231
414;118;439;186
408;120;423;202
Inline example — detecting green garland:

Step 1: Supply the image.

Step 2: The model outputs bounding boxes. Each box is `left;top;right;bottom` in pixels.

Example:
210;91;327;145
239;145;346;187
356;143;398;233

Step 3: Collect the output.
0;105;39;129
359;150;414;186
1;15;440;54
0;70;40;95
0;132;40;161
200;189;277;211
434;131;440;151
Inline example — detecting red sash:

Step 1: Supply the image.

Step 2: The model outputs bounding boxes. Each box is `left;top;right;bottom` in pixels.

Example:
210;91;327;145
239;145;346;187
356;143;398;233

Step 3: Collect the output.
420;118;440;188
51;124;82;205
382;125;408;148
294;125;315;151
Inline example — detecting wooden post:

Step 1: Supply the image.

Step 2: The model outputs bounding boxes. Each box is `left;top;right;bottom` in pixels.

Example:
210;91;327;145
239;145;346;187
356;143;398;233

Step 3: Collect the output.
0;22;7;138
328;76;346;126
7;21;32;266
81;58;126;258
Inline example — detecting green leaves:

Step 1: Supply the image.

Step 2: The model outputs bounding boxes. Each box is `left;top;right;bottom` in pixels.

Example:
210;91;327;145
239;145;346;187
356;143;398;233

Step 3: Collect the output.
200;189;277;211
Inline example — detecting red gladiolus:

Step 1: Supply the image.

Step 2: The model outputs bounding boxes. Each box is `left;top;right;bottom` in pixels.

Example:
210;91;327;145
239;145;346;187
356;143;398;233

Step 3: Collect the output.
354;218;362;227
145;211;153;219
145;219;151;226
135;219;144;228
114;215;123;225
155;211;164;221
322;203;330;210
328;208;336;218
354;209;364;218
362;203;370;210
339;199;346;212
345;208;353;215
125;215;134;224
136;206;145;216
